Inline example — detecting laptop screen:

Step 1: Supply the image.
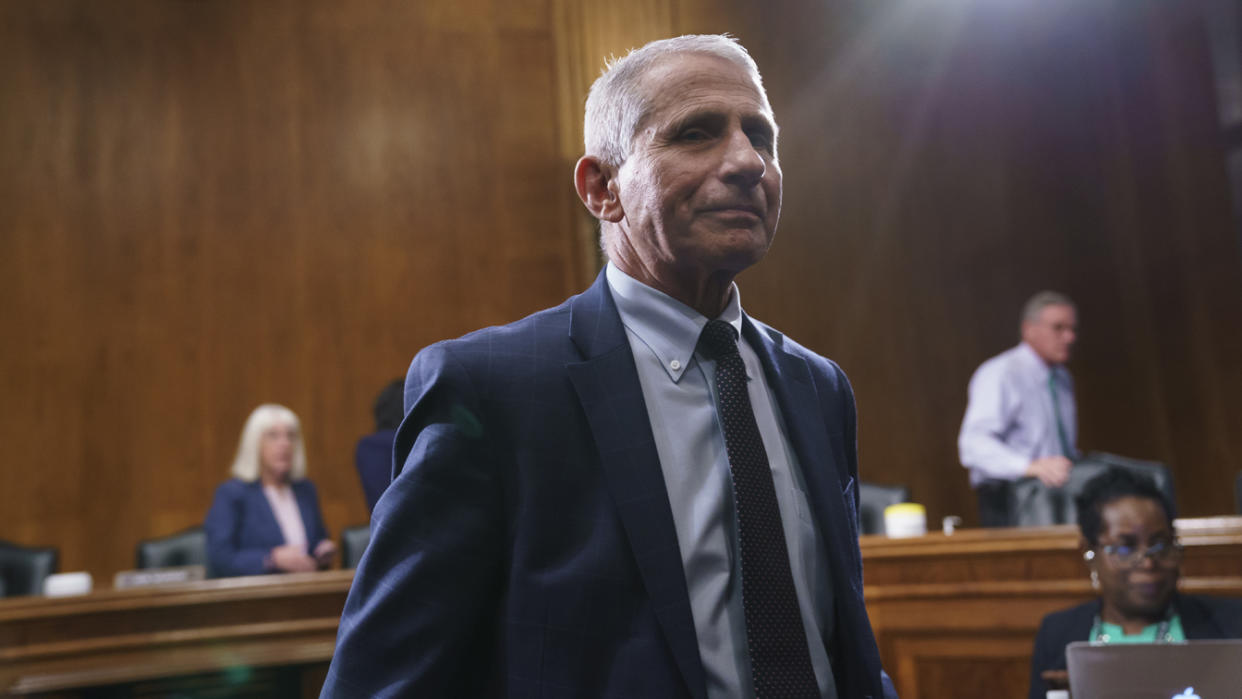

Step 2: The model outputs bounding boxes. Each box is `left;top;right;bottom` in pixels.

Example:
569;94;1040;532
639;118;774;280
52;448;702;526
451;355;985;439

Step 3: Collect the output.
1066;640;1242;699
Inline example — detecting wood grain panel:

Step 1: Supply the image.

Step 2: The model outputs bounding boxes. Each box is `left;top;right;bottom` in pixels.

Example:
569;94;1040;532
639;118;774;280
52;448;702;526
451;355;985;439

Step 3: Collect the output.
894;636;1033;699
0;0;586;583
3;0;1241;586
735;0;1242;526
0;570;351;695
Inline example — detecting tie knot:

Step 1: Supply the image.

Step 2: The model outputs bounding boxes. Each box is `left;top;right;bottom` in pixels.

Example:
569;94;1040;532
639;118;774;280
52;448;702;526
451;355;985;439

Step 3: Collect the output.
697;319;739;360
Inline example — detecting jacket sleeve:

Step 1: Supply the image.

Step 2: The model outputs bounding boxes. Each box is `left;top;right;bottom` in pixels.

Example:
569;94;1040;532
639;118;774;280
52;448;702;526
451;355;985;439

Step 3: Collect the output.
321;342;504;698
204;480;269;577
1028;612;1065;699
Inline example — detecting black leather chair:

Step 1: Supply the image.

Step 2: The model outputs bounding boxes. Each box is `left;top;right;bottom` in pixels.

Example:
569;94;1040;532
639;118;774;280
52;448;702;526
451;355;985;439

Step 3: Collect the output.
340;524;371;569
0;540;59;597
1010;452;1175;527
135;526;208;569
1235;472;1242;515
858;482;912;535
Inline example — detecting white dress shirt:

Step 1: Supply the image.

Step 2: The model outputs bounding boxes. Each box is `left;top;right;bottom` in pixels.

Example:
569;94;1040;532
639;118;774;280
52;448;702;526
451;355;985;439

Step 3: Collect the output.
958;342;1078;486
606;263;837;699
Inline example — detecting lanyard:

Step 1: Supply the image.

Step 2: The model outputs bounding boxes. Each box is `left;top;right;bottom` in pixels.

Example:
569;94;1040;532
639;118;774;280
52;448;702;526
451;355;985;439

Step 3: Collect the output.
1088;612;1174;644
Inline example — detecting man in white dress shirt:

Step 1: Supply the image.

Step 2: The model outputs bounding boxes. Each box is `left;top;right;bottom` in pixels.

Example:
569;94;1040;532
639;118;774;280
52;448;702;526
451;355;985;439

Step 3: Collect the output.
959;291;1079;527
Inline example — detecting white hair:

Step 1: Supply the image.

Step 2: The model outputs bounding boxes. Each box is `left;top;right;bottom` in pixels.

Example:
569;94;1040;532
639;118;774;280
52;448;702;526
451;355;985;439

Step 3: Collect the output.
583;34;770;169
229;403;307;482
1021;290;1076;326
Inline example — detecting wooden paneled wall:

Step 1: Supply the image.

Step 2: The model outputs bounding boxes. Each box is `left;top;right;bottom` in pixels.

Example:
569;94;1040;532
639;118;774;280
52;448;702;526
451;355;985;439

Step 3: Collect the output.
736;0;1242;526
0;0;593;582
2;0;1241;584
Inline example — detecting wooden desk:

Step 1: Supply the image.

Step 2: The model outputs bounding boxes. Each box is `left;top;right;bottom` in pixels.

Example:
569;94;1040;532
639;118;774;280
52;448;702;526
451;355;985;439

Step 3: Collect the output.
860;516;1242;699
0;570;352;697
5;519;1241;698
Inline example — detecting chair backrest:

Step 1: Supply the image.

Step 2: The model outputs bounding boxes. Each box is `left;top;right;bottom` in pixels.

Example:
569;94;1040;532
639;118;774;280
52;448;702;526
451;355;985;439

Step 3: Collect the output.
340;524;371;569
0;540;59;597
135;527;208;569
1236;472;1242;515
1011;452;1176;527
858;482;912;535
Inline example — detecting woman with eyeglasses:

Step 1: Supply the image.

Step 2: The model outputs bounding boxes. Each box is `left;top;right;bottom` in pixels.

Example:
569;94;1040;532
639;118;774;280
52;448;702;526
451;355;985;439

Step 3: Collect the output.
1028;466;1242;699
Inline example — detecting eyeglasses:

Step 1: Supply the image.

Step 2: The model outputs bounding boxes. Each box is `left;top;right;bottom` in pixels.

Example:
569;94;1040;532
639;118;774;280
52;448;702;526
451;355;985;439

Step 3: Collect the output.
1093;540;1184;567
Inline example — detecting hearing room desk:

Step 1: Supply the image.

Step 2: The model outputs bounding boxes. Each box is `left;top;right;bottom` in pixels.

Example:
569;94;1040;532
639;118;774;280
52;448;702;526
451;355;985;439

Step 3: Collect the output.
3;519;1241;698
860;516;1242;699
0;570;351;697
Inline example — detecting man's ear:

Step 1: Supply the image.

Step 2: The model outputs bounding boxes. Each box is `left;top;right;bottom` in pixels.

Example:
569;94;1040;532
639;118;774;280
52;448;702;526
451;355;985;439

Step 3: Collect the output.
574;156;624;223
1019;320;1034;343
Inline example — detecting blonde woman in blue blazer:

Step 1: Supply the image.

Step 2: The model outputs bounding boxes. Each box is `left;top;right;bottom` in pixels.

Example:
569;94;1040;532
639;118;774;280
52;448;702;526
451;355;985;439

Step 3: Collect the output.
205;404;335;577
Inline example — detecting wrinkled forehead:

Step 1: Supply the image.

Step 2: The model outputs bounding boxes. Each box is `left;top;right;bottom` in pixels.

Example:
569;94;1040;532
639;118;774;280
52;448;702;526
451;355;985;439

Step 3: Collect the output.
634;52;774;129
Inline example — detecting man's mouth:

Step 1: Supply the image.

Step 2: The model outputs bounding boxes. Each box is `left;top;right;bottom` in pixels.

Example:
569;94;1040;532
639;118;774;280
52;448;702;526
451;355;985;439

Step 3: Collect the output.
704;204;762;219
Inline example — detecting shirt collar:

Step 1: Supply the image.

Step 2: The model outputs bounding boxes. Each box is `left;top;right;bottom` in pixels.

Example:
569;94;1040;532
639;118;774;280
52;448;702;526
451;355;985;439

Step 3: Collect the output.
605;262;745;382
1016;341;1071;384
1017;341;1051;377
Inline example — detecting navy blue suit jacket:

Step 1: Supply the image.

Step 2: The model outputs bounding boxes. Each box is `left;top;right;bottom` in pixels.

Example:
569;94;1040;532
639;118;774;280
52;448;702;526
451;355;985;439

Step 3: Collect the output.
323;273;893;698
356;429;397;513
203;478;330;577
1028;595;1242;699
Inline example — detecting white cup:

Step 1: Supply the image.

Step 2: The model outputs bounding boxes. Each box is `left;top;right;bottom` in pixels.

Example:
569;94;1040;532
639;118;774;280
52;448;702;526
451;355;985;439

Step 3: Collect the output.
942;515;963;536
884;503;927;538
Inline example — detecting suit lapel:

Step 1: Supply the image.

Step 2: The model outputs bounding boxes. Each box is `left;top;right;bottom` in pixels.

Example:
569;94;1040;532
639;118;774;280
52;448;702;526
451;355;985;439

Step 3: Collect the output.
248;482;287;548
742;317;880;697
742;318;860;581
566;273;708;699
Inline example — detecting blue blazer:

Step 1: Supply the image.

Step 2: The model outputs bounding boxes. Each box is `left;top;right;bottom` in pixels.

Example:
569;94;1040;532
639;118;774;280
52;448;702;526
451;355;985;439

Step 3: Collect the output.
204;477;330;577
323;272;894;698
355;429;397;514
1028;595;1242;699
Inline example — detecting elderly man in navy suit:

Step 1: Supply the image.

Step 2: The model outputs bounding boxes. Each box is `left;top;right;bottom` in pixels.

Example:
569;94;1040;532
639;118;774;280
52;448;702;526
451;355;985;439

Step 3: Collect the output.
322;35;896;699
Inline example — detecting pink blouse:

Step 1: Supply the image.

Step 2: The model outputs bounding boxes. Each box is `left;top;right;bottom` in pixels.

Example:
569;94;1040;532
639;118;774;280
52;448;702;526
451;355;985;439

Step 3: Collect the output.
262;483;308;552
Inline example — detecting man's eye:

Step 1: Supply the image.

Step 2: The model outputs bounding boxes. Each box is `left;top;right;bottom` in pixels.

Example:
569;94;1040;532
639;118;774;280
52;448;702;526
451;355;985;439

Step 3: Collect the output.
748;132;773;150
680;128;711;141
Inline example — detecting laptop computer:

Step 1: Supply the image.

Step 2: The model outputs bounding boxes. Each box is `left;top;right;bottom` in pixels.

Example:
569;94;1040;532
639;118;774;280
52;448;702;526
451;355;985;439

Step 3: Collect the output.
1066;640;1242;699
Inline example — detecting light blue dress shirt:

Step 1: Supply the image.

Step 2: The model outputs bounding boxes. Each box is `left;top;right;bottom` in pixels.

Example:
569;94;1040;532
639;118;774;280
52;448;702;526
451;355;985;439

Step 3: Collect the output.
606;263;837;699
958;342;1078;486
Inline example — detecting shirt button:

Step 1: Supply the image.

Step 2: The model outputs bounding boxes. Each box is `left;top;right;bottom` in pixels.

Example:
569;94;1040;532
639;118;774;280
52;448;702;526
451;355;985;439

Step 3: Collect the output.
670;359;681;371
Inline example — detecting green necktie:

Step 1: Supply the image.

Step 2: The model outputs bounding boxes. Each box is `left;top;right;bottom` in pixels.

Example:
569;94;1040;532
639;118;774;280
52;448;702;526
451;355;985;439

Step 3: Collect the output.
1048;371;1073;458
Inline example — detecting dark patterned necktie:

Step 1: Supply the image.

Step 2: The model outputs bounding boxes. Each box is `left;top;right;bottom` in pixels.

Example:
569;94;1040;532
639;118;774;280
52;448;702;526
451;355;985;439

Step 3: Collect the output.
697;319;820;698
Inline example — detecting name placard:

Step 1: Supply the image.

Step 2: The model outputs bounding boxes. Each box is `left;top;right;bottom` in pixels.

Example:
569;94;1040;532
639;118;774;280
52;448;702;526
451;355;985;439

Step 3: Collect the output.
113;565;207;589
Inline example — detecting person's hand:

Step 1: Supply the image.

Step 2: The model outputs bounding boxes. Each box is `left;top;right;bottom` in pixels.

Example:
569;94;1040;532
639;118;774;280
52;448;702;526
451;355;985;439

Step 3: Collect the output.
313;539;337;569
270;544;317;572
1025;456;1073;488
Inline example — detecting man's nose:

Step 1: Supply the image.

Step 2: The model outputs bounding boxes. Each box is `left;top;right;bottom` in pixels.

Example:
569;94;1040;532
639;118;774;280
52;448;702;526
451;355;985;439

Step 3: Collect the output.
720;128;765;185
